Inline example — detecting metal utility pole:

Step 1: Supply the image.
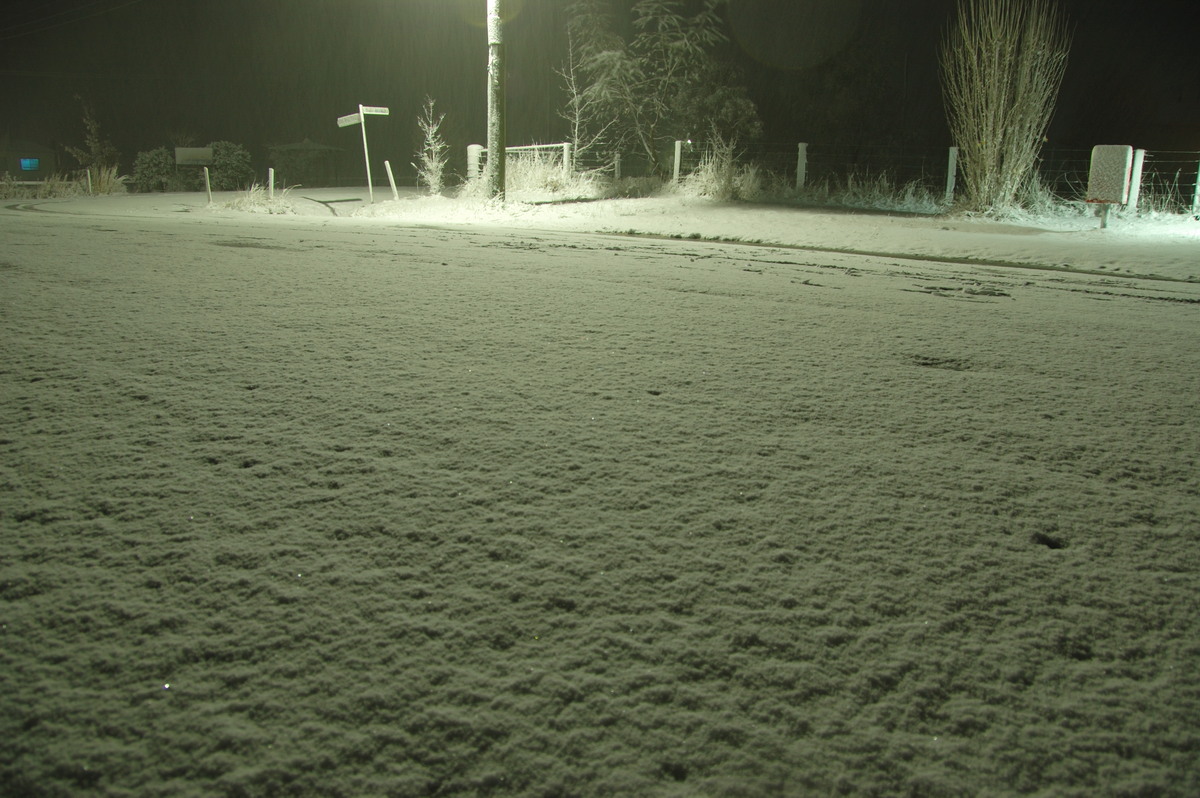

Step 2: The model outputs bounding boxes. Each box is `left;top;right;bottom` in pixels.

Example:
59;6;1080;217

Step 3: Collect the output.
485;0;506;199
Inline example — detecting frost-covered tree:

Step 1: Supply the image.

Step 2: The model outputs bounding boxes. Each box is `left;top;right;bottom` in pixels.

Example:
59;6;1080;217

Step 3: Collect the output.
64;95;119;173
412;96;449;195
565;0;760;176
940;0;1070;212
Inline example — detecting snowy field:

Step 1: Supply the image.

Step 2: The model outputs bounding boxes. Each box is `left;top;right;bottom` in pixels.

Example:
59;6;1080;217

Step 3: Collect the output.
2;189;1198;796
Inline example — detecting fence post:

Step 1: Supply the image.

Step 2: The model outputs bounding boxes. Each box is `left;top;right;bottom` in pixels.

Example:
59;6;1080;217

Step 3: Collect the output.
384;160;399;201
467;144;484;181
268;167;275;201
562;142;572;180
203;166;212;204
945;146;958;205
1193;154;1200;217
796;142;808;191
673;140;683;183
614;152;621;182
1126;149;1146;214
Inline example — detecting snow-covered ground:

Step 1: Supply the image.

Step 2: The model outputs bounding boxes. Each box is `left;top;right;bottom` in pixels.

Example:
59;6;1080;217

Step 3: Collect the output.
35;185;1200;281
2;189;1198;796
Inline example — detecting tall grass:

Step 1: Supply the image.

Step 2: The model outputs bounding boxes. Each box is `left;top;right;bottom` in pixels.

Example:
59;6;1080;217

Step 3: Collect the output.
0;166;125;200
223;183;298;214
458;149;604;200
86;164;127;195
789;172;945;215
1135;171;1197;216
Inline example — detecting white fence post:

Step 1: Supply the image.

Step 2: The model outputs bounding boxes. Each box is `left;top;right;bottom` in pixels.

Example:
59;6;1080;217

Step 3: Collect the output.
467;144;484;181
562;142;572;180
268;167;275;201
673;140;683;183
796;142;808;191
384;160;399;201
203;166;212;204
1192;154;1200;217
614;153;622;181
944;146;958;205
1126;149;1146;214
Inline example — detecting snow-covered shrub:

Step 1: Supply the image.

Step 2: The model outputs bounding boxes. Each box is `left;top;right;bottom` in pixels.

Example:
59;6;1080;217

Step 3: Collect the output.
207;141;254;191
132;148;176;192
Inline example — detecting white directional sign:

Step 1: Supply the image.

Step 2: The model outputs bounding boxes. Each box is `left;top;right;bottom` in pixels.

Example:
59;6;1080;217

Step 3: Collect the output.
337;104;391;203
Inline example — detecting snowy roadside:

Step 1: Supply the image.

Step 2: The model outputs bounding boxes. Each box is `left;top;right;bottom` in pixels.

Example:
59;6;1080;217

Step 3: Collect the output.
16;187;1200;282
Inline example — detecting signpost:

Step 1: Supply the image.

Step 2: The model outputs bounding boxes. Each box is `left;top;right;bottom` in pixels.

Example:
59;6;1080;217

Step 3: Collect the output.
1086;144;1133;229
337;104;390;203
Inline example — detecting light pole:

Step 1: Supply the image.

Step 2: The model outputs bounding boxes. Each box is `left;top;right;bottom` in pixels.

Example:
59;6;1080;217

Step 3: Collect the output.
485;0;506;199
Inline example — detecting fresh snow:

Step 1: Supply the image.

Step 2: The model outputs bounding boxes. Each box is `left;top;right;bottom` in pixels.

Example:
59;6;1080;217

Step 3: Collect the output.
2;188;1198;796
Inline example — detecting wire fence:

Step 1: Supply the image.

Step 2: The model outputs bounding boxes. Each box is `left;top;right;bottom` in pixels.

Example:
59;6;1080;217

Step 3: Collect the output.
575;140;1200;212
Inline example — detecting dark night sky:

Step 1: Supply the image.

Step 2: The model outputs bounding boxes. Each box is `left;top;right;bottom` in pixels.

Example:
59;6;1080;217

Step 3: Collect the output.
1;0;1196;176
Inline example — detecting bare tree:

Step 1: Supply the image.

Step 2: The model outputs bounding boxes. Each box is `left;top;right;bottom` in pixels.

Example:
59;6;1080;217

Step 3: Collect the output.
940;0;1070;212
558;28;619;173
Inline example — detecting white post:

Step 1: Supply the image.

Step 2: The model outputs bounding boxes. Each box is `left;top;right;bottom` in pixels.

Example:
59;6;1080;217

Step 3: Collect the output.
673;140;683;183
1192;154;1200;217
203;166;212;204
613;152;621;182
384;160;399;201
562;142;572;181
358;104;375;204
796;142;808;191
945;146;959;205
467;144;484;181
268;167;275;201
1126;149;1145;214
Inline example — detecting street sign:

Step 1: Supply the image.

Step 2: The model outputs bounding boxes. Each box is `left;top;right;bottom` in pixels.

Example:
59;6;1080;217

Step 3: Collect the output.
337;104;391;204
175;147;213;165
